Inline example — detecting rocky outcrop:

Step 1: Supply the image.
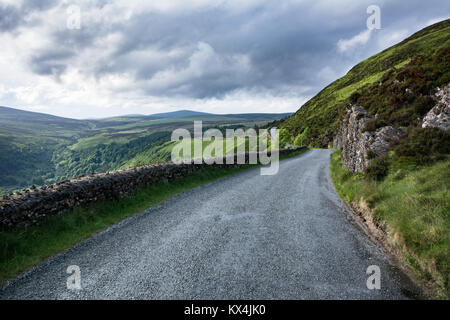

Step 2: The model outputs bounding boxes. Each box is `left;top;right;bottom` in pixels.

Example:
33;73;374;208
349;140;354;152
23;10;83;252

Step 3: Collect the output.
0;148;303;230
422;84;450;131
333;106;404;173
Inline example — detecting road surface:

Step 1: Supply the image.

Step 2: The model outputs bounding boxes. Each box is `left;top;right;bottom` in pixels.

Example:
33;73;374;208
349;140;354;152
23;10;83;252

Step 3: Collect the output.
0;149;422;299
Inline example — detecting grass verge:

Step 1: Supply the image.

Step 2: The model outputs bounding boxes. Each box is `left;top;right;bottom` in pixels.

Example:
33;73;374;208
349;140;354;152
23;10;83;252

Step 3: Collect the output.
330;150;449;299
0;148;308;285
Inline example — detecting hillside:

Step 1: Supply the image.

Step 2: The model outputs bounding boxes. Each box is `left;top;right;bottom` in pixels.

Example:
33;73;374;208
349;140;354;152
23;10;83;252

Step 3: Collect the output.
280;20;450;298
0;108;290;193
281;19;450;146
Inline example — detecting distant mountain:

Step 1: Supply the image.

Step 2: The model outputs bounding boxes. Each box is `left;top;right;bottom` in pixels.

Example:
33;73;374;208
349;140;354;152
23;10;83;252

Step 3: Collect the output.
0;106;87;126
115;110;292;120
0;106;67;120
0;106;91;137
221;112;292;120
149;110;213;118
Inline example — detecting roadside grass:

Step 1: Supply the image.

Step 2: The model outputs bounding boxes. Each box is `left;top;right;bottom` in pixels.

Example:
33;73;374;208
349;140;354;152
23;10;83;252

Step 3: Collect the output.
330;150;450;299
0;148;308;285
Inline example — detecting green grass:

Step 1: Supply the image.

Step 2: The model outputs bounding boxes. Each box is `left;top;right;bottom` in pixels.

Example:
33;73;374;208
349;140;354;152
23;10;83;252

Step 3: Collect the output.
0;148;308;285
330;150;450;299
120;136;266;169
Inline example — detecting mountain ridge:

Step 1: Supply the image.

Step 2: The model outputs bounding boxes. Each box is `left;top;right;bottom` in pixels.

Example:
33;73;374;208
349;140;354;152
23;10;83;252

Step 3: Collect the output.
0;105;292;122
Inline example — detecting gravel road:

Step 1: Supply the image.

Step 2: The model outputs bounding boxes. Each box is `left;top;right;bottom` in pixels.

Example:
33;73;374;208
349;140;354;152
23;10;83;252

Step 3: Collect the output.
0;149;422;299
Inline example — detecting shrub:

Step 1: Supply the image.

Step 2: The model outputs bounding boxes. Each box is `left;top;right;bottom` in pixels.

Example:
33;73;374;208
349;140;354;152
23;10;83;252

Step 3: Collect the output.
395;127;450;165
278;128;292;147
363;120;377;132
293;134;302;146
365;156;390;181
412;96;436;116
366;149;376;160
363;119;389;132
293;127;310;146
349;92;361;104
31;177;44;186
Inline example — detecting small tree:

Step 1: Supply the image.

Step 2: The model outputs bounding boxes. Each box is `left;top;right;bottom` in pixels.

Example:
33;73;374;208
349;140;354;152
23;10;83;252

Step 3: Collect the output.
293;134;302;146
302;127;310;145
278;128;292;147
294;127;309;146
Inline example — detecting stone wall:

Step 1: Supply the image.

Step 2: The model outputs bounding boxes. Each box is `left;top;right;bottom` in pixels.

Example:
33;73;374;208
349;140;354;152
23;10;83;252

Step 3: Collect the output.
0;148;304;230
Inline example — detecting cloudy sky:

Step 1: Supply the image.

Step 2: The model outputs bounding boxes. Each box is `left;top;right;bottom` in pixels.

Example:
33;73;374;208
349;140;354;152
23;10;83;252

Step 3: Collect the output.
0;0;449;119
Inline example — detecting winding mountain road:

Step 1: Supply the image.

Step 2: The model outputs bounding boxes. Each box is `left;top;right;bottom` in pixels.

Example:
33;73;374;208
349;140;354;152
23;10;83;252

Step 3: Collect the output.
0;149;422;299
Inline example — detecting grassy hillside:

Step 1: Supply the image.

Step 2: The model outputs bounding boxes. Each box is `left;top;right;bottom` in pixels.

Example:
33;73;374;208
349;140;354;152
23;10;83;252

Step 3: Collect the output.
0;108;290;193
280;20;450;298
281;19;450;146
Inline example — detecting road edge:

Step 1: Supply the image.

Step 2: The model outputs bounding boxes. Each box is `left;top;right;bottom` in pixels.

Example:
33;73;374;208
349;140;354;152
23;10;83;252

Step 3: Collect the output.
327;150;431;300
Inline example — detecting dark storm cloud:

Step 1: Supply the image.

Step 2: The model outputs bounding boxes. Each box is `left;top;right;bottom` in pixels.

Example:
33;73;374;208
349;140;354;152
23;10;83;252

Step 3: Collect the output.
97;3;348;98
29;49;74;77
8;0;450;99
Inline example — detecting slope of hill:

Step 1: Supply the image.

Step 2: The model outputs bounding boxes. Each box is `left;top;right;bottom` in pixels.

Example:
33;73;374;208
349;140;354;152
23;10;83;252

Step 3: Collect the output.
280;20;450;298
0;106;87;126
281;19;450;146
0;107;289;193
0;106;92;139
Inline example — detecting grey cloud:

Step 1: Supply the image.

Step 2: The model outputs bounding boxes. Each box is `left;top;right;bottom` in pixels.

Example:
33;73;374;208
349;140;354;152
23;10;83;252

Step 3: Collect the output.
0;0;58;32
0;5;23;32
22;0;58;12
29;49;75;77
8;0;450;100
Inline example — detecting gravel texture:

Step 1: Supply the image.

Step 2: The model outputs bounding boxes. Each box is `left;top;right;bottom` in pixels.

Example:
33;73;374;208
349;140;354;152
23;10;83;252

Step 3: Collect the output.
0;149;422;299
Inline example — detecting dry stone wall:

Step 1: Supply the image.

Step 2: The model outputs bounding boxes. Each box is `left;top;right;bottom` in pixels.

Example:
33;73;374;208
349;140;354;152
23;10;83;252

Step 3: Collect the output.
0;148;304;230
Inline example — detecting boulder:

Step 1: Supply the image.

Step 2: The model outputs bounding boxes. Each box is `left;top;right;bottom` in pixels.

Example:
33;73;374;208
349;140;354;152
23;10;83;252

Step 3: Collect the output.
422;83;450;131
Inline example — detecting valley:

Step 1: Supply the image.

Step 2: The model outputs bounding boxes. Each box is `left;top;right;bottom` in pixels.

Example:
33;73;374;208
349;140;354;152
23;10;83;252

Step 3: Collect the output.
0;107;290;193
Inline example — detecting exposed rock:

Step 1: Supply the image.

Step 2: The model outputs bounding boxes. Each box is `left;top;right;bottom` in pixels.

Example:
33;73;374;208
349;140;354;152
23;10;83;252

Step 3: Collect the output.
333;105;404;173
422;83;450;131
